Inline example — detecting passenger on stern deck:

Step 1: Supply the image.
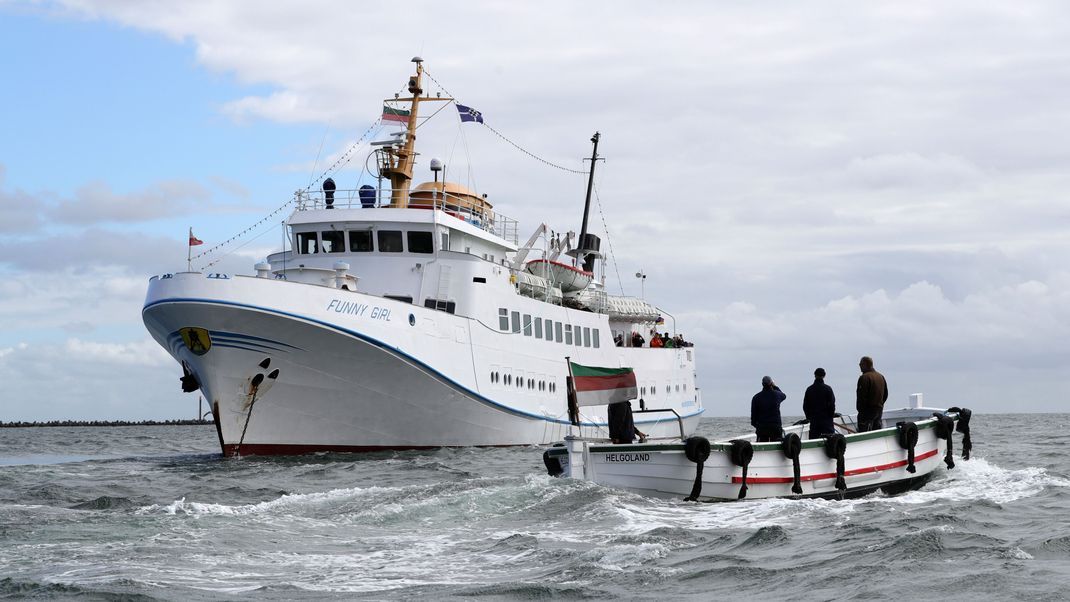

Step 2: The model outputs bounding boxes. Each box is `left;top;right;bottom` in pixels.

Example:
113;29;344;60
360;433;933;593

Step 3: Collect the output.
856;356;888;432
608;400;647;444
751;376;786;442
803;367;837;439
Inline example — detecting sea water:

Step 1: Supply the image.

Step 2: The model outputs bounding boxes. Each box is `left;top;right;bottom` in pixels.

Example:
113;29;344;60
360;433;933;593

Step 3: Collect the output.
0;415;1068;600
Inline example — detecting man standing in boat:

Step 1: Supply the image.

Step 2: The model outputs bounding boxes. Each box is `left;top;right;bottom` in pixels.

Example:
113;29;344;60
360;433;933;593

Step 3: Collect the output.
803;367;836;439
751;376;786;442
856;356;888;431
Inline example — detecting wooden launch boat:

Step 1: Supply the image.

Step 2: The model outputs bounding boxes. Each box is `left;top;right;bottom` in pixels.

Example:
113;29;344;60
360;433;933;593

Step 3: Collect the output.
544;395;974;501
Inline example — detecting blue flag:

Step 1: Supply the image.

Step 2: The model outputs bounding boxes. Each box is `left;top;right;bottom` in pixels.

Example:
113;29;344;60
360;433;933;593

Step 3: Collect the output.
456;104;484;124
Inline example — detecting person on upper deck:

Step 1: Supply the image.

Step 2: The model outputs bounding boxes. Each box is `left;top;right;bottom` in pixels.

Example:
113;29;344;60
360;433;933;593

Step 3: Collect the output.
663;333;675;348
631;332;645;347
803;367;836;439
650;335;663;348
856;356;888;432
751;375;786;442
614;333;624;347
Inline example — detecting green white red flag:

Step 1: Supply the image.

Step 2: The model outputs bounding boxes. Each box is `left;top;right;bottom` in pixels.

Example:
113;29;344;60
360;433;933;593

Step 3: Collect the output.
382;105;411;123
569;362;637;407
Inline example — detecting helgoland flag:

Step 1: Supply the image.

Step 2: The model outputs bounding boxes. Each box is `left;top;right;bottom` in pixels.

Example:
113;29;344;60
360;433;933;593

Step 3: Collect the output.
382;105;411;123
188;228;203;246
569;362;638;407
456;104;484;123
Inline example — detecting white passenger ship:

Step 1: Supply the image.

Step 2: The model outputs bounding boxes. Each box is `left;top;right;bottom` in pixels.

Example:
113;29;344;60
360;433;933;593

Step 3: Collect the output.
142;58;702;456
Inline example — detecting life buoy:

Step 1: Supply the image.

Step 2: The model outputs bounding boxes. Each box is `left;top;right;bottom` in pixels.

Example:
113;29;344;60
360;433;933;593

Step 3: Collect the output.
824;433;847;491
683;436;711;502
948;406;973;460
543;449;564;477
933;413;956;469
729;439;754;499
781;433;803;494
896;421;919;474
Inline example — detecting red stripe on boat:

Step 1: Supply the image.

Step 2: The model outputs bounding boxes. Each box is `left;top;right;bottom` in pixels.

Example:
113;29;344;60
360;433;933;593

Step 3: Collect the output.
730;448;941;484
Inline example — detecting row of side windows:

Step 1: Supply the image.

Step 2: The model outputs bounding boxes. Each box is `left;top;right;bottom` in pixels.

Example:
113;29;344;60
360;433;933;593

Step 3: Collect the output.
295;229;435;255
490;371;557;393
497;308;600;348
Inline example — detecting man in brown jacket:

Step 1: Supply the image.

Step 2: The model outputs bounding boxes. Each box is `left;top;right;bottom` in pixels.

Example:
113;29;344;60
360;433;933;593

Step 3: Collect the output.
856;356;888;432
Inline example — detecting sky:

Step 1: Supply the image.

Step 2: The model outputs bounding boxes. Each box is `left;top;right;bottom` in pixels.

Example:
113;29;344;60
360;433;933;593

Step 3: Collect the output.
0;1;1068;421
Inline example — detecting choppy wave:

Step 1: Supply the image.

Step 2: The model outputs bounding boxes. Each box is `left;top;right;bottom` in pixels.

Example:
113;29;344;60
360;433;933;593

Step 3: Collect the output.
2;416;1069;599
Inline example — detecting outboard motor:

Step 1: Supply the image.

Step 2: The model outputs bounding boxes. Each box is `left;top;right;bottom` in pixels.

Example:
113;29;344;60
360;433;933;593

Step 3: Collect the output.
359;184;376;208
322;177;336;209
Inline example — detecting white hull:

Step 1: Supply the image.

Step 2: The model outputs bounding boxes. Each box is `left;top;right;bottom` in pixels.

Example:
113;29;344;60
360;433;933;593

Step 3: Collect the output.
144;272;702;455
547;408;971;500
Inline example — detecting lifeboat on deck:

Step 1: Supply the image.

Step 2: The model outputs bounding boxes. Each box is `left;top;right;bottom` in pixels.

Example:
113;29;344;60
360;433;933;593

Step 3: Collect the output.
525;259;593;293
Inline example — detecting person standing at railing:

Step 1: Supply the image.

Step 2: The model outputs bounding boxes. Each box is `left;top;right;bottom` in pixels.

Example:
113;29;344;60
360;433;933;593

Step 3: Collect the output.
856;356;888;432
751;376;787;442
803;367;836;439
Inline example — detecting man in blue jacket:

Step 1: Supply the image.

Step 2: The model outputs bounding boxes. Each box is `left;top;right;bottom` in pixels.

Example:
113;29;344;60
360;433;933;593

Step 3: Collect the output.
751;375;786;442
803;367;836;439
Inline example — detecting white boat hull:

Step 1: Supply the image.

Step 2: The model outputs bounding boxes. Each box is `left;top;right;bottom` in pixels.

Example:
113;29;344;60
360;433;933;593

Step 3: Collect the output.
546;408;971;501
143;272;702;455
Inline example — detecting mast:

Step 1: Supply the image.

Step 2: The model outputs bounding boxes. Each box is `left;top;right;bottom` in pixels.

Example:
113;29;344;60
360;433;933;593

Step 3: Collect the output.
578;132;600;245
380;57;452;208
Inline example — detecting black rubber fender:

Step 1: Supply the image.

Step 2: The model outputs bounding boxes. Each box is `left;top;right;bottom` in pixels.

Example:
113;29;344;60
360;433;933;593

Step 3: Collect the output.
823;433;847;491
932;413;956;469
684;436;712;464
948;406;973;460
683;437;711;502
896;421;919;474
728;439;753;499
782;433;803;494
542;449;564;477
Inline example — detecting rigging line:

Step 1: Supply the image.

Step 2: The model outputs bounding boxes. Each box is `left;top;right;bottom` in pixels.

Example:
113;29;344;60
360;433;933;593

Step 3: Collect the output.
415;99;455;130
190;200;294;261
593;181;626;297
423;67;588;175
199;220;282;271
307;120;333;190
305;117;384;191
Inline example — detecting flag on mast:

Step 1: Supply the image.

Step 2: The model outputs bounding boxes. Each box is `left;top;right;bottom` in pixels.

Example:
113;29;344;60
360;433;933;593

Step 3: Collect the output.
382;105;411;123
456;104;484;123
189;229;203;246
568;362;638;407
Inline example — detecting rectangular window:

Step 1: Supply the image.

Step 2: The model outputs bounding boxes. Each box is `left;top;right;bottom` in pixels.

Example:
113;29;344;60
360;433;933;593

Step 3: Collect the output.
593;329;600;348
321;230;344;253
583;327;591;347
555;322;563;343
523;314;532;336
564;324;573;345
574;326;582;347
378;230;404;253
349;230;373;252
296;232;318;254
534;318;543;339
498;308;509;331
511;311;521;333
407;231;434;254
440;232;449;251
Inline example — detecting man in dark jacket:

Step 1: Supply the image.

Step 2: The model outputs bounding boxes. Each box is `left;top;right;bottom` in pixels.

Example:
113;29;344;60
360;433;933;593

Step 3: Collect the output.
751;376;786;442
803;367;836;439
856;356;888;432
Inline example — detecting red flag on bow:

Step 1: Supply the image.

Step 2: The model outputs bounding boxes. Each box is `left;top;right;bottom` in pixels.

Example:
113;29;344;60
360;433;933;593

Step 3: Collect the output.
189;228;203;246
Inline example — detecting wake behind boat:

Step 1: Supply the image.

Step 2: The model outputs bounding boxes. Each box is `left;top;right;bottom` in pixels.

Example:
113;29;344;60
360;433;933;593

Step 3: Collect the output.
544;392;974;501
142;58;702;456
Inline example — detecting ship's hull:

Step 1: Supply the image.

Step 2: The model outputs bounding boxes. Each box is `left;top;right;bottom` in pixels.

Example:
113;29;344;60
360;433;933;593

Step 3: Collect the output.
144;273;703;455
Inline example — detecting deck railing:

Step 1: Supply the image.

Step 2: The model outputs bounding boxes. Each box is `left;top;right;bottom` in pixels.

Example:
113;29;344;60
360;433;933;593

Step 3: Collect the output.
294;188;519;244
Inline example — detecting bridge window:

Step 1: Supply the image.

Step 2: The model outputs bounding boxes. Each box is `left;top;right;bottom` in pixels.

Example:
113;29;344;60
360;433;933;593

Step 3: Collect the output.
555;322;563;343
564;325;573;345
321;230;344;253
593;329;600;348
378;230;403;253
534;318;543;339
574;326;582;347
583;327;591;347
349;230;373;252
296;232;318;254
498;308;509;331
523;314;532;336
511;311;521;333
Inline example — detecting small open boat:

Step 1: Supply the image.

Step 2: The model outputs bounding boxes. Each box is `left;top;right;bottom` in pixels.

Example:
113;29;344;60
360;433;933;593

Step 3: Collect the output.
543;394;974;501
